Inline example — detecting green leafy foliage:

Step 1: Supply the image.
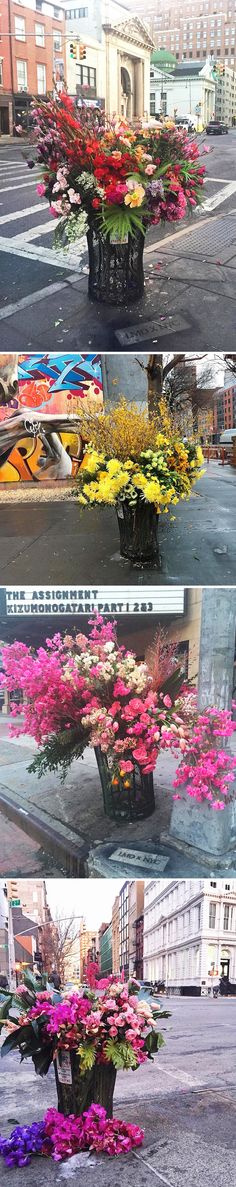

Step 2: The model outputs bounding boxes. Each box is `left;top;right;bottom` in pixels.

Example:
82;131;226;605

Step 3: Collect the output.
99;204;146;241
76;1042;96;1073
104;1039;138;1070
144;1030;165;1059
28;725;89;782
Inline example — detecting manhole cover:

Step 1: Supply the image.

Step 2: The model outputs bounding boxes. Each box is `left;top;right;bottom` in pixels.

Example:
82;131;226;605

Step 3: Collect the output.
163;216;236;257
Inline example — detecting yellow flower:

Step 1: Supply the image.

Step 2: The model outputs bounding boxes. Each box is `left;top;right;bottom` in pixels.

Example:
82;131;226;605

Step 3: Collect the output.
124;184;145;208
78;494;87;505
107;459;123;476
195;445;204;466
80;450;104;474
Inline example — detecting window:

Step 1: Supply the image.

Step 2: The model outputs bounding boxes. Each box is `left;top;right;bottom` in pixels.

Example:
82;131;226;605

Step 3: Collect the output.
0;59;3;85
223;904;230;929
54;7;60;17
53;29;62;51
210;881;217;888
36;0;42;9
209;902;216;928
78;6;88;14
77;64;96;89
16;59;27;89
35;23;45;47
15;16;25;40
37;62;46;93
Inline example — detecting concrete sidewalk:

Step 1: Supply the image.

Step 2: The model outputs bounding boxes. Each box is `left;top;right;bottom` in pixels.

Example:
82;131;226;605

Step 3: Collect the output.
0;724;235;878
1;210;236;350
0;463;235;586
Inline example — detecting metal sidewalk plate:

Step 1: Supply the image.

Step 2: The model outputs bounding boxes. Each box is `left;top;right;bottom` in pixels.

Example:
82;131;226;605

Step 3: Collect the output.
109;848;169;871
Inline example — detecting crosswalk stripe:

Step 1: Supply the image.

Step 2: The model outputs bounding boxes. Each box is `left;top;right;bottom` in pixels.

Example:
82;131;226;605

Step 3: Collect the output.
0;179;43;194
0;202;48;226
0;172;41;184
0;232;87;270
12;219;56;242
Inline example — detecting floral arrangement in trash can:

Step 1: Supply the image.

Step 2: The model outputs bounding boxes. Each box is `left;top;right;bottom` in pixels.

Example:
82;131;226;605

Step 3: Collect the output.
73;399;204;564
1;617;235;823
25;95;206;304
0;970;170;1167
0;613;189;822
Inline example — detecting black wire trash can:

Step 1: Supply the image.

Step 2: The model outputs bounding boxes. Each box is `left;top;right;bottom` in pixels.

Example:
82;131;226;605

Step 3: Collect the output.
95;746;155;821
87;228;145;305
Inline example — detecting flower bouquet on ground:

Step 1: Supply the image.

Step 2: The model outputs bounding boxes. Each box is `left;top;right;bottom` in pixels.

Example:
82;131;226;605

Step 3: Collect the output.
0;614;189;821
73;398;204;564
0;970;170;1121
28;94;206;304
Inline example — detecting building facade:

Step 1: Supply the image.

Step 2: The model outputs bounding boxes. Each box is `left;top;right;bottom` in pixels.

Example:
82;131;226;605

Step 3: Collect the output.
214;63;236;123
112;895;120;974
119;881;129;976
99;922;113;975
150;56;215;127
128;879;144;976
213;383;236;437
6;879;49;926
143;879;236;993
65;5;153;117
0;0;66;134
79;922;97;980
127;0;236;72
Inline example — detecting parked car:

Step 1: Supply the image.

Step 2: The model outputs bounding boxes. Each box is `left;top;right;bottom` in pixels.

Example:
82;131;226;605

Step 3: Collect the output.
206;120;228;134
219;428;236;447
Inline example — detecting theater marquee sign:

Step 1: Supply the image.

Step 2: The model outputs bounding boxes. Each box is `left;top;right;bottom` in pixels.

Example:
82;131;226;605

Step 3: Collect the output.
0;587;185;618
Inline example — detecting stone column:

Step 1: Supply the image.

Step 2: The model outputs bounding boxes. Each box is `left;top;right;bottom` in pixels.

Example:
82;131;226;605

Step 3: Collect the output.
135;58;144;118
198;587;236;710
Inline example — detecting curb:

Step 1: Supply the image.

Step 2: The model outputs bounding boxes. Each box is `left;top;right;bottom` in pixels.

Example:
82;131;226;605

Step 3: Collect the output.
0;787;89;876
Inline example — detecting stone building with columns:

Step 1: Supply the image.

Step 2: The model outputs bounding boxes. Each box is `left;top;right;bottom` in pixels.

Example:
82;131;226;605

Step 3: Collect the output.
65;6;153;118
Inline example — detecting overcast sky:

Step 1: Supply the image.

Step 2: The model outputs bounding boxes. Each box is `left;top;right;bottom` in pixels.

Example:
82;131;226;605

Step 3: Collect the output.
46;879;125;931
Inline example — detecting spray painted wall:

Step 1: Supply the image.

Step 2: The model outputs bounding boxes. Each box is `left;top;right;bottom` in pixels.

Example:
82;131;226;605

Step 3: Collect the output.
0;353;103;481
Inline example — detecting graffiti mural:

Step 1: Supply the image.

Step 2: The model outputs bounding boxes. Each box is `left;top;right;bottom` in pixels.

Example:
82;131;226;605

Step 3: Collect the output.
0;354;103;481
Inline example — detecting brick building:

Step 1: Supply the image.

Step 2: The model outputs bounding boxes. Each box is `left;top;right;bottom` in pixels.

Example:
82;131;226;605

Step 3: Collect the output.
213;382;236;437
0;0;66;134
127;1;236;71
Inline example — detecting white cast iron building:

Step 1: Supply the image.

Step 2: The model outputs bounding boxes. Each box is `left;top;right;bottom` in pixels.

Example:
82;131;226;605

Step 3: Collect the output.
143;880;236;992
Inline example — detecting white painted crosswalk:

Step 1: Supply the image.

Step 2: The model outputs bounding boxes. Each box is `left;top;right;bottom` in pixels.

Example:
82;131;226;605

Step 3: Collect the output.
0;154;87;274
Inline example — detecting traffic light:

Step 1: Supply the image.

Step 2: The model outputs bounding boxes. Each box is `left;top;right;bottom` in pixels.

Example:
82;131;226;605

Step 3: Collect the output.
79;44;86;60
70;42;77;59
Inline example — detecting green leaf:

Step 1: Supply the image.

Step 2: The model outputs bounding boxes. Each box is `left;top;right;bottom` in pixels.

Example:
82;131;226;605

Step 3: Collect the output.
77;1042;96;1073
0;996;12;1021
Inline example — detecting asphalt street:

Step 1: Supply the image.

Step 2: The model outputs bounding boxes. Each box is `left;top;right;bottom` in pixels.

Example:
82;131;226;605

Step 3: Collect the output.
1;133;236;348
0;997;235;1185
0;462;235;585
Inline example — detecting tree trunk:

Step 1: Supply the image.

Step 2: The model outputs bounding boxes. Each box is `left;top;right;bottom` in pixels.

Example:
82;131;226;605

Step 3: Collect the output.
146;355;164;419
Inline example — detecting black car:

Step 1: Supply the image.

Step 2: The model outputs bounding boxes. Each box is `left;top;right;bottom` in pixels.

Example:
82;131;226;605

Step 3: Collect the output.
206;120;228;134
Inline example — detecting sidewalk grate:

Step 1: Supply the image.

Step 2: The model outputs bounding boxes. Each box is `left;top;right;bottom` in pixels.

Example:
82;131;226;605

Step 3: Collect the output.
159;215;236;257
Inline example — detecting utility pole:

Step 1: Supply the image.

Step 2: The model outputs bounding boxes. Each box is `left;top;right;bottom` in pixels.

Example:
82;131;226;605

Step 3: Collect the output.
8;901;16;991
198;588;236;710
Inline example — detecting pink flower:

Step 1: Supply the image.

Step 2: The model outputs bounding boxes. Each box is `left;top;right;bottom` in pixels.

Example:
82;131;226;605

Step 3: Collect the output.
37;182;46;196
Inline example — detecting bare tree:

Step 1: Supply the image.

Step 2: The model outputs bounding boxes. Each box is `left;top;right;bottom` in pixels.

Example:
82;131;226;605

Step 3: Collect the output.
137;353;221;431
40;914;78;982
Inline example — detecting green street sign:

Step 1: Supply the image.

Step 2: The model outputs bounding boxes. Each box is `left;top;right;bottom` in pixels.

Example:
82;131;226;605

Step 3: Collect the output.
9;899;21;907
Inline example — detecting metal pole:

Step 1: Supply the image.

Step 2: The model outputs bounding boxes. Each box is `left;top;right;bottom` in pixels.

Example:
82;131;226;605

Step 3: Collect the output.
8;903;16;991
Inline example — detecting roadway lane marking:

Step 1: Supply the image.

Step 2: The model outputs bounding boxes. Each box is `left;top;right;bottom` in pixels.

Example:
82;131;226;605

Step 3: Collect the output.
0;281;69;321
202;179;236;210
0;202;48;225
7;219;54;242
0;232;86;270
0;180;43;194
